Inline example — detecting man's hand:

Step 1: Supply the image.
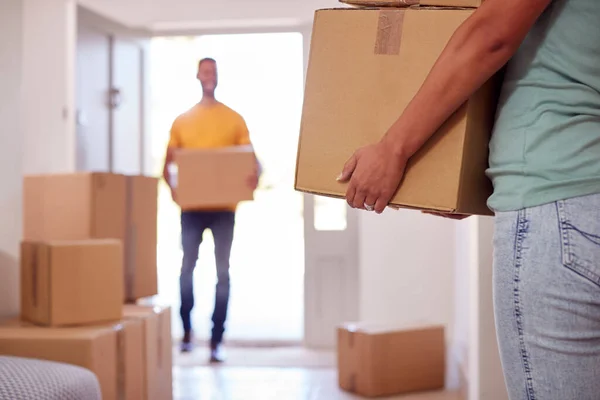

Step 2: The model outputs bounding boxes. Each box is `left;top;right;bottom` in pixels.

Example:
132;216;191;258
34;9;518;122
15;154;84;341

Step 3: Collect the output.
246;166;259;191
338;142;407;214
170;187;178;205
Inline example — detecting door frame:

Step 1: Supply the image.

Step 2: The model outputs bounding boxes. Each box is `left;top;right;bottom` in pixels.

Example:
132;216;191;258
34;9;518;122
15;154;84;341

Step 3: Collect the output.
77;5;150;174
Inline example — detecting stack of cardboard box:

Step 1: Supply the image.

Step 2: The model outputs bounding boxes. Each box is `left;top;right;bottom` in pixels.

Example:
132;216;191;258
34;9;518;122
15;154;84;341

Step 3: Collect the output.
297;0;496;397
295;0;500;216
0;172;173;400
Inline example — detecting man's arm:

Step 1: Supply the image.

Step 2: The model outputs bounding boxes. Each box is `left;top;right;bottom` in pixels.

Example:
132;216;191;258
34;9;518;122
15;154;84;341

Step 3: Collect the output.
162;147;175;189
164;119;181;200
236;116;263;187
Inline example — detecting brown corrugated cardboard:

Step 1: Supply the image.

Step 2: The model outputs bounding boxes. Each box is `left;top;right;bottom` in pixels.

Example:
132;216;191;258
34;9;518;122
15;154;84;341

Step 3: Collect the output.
125;176;158;301
340;0;483;8
295;8;500;216
0;319;144;400
123;305;173;400
338;323;445;397
20;239;123;327
174;146;255;210
22;173;159;301
23;173;127;242
0;324;119;399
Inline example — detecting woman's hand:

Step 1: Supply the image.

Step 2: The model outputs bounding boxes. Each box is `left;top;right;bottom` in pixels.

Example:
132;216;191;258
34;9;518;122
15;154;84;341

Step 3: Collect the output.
338;141;408;214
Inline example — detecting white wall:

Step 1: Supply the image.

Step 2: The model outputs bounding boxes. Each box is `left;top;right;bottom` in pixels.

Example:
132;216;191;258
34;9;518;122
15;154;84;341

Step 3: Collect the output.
0;0;25;318
0;0;77;318
22;0;77;174
359;209;459;387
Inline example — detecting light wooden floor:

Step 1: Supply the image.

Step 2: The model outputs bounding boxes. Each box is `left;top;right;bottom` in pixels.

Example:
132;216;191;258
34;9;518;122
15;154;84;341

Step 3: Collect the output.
173;366;460;400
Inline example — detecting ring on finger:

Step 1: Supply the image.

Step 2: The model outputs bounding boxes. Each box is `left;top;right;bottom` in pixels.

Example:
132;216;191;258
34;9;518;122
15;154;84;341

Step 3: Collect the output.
364;203;375;212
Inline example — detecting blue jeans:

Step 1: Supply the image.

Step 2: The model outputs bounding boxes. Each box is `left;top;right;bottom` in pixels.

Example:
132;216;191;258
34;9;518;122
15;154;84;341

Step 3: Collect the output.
180;211;235;345
494;193;600;399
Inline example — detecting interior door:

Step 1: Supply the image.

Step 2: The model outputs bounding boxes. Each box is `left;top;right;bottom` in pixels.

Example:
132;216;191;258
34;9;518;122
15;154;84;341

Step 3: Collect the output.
303;195;360;348
76;23;110;172
111;38;143;175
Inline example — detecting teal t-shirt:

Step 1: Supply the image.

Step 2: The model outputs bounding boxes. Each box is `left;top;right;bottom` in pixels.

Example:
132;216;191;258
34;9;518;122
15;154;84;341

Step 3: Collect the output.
487;0;600;212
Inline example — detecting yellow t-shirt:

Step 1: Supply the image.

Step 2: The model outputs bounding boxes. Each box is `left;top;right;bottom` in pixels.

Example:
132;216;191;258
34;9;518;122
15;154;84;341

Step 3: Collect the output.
168;102;252;211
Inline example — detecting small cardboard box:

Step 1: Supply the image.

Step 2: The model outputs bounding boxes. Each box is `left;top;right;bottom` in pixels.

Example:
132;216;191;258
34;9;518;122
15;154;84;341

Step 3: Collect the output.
340;0;483;8
295;8;500;216
20;239;123;327
174;146;255;210
125;176;159;301
124;305;173;400
338;323;445;397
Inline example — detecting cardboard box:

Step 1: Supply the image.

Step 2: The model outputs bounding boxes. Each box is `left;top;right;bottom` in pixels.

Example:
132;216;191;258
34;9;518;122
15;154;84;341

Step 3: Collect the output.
174;146;255;210
340;0;483;8
23;173;127;242
23;173;159;301
20;239;123;327
124;305;173;400
295;8;500;216
125;176;159;301
0;324;115;399
338;323;445;397
0;318;144;400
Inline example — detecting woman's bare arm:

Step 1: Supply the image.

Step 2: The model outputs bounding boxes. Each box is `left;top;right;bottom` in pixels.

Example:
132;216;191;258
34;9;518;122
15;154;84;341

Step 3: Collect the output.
381;0;552;160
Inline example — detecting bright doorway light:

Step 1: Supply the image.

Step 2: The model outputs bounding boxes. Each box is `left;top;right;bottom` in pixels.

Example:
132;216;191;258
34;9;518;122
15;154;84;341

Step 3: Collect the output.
149;32;305;343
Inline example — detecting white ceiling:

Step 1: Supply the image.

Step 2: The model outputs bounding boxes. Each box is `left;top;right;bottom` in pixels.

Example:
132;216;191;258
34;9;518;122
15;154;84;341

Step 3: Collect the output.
79;0;343;32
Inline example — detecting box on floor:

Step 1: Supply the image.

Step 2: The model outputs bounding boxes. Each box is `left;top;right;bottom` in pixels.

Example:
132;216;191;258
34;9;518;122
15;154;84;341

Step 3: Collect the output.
124;304;173;400
22;172;159;301
174;145;255;210
295;7;501;216
20;239;123;327
338;323;445;397
0;319;144;400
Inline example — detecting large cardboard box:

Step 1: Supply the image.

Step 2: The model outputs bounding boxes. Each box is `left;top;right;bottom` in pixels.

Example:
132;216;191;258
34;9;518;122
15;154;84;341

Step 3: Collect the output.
338;323;445;397
20;239;123;327
23;173;159;301
174;146;255;210
295;8;500;216
0;317;145;400
0;327;118;399
125;176;159;301
340;0;483;7
124;305;173;400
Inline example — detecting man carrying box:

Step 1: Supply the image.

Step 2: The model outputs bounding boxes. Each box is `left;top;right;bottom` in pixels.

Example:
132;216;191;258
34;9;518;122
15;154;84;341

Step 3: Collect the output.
163;57;261;361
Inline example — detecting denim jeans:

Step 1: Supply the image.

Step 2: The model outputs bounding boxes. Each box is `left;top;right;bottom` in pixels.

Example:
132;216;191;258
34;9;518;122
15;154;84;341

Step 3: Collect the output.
180;210;235;345
493;193;600;399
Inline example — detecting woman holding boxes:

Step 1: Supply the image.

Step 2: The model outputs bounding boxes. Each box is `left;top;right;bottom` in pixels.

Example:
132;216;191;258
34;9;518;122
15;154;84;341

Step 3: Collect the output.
339;0;600;399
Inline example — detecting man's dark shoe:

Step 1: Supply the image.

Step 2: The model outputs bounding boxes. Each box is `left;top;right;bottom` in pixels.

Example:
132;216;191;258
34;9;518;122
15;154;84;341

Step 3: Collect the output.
180;331;193;353
209;342;225;363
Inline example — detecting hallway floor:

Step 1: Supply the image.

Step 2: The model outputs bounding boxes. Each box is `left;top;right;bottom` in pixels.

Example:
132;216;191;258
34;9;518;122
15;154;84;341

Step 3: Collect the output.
173;366;460;400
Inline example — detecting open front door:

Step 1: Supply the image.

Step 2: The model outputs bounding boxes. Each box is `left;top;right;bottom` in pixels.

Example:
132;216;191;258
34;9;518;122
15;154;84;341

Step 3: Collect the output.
299;26;360;349
303;194;360;348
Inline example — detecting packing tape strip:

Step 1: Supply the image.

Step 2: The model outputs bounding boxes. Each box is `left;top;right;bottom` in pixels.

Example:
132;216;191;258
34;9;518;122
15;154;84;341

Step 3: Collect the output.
375;9;405;55
157;309;163;369
114;323;126;400
31;244;39;308
125;177;135;300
